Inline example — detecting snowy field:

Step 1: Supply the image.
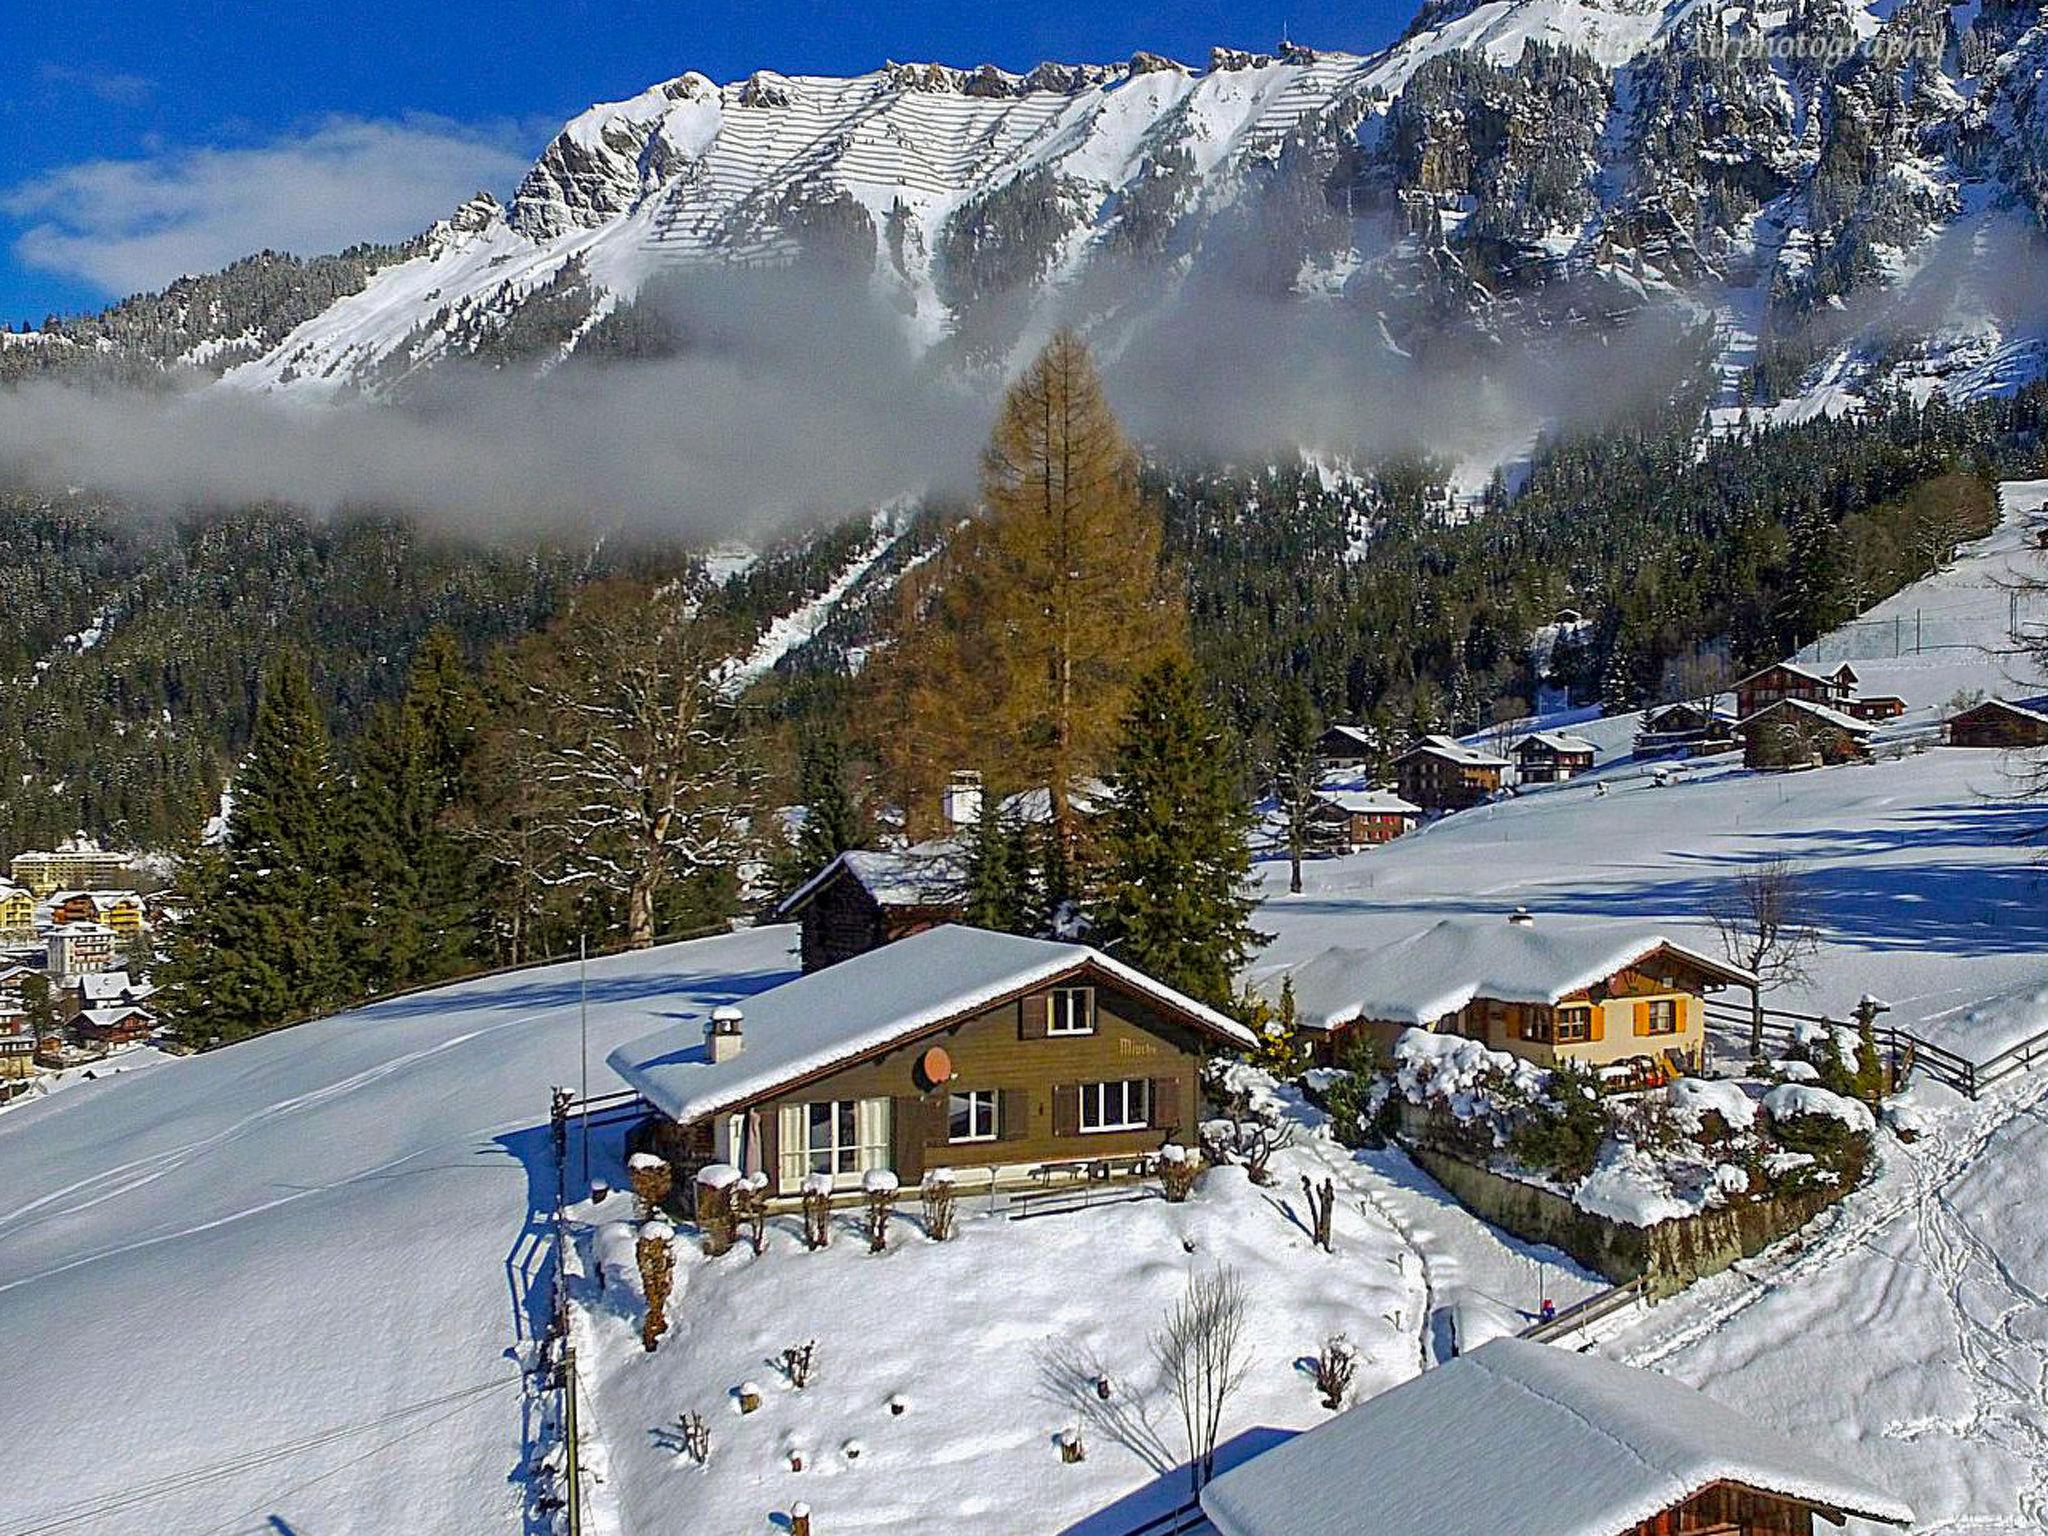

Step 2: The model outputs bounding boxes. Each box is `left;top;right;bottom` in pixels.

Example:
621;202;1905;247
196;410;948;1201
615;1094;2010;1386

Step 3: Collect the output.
0;484;2043;1535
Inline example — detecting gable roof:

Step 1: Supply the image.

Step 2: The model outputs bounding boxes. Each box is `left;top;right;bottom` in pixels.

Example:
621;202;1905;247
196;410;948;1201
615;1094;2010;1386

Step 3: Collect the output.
1736;697;1875;735
1319;723;1377;752
1951;696;2048;727
1199;1338;1912;1536
609;924;1255;1124
1394;734;1511;769
773;841;968;919
1732;659;1836;691
74;1006;153;1029
1312;787;1421;817
1515;731;1597;757
1284;915;1754;1031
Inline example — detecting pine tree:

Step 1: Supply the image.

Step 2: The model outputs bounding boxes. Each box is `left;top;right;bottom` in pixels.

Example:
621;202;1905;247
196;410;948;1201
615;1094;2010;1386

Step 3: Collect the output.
159;655;346;1044
1269;680;1323;896
1091;659;1263;1009
794;731;862;873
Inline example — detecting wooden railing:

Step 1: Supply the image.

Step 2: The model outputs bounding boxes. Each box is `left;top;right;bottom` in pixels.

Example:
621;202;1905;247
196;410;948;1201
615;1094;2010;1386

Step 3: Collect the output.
1700;996;2039;1101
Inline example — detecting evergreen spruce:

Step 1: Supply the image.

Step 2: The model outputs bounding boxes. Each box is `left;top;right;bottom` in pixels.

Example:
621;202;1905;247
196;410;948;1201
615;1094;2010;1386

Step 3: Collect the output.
159;655;346;1045
1091;659;1263;1009
961;797;1025;934
794;732;862;873
1269;680;1324;896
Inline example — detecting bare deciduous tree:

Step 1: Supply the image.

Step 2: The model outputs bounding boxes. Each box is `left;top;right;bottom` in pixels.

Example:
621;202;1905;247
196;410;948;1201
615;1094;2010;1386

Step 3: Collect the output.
1709;858;1820;1056
511;579;758;948
1153;1268;1253;1493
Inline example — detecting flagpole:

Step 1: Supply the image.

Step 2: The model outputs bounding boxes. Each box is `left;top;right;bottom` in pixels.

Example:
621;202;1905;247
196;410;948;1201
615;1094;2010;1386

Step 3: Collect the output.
580;933;591;1191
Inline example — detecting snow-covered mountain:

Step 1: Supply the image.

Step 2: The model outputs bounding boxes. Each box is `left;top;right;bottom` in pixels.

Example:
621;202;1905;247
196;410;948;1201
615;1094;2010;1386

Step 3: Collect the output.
191;0;2048;417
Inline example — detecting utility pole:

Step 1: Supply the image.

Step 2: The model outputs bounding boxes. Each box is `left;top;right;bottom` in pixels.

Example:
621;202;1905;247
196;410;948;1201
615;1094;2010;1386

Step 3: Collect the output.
579;934;591;1191
563;1345;582;1536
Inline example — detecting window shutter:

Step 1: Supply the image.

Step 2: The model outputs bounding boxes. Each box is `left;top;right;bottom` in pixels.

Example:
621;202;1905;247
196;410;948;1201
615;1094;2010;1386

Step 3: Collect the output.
1052;1083;1080;1137
1588;1008;1604;1043
1018;995;1048;1041
1633;1001;1652;1037
891;1096;925;1183
921;1092;950;1146
998;1088;1028;1142
1150;1075;1181;1135
776;1104;806;1193
755;1108;778;1185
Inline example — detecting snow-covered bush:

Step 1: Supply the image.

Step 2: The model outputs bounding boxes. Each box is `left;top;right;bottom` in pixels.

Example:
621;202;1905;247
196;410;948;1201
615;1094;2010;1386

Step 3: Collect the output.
696;1163;741;1257
1760;1084;1876;1192
920;1168;958;1240
627;1151;673;1218
731;1171;770;1255
1506;1061;1607;1181
1315;1036;1395;1149
861;1168;899;1252
1159;1143;1201;1202
800;1172;832;1250
780;1339;816;1389
1394;1030;1546;1154
1312;1333;1357;1409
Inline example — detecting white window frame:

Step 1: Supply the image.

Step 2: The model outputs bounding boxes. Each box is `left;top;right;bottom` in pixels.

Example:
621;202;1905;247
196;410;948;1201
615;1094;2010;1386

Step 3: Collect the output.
1046;986;1096;1036
948;1089;998;1144
1644;998;1679;1036
1079;1078;1149;1134
779;1097;891;1191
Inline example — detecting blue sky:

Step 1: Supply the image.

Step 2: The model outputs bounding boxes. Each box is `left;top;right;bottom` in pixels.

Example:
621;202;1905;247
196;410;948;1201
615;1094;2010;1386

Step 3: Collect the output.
0;0;1417;325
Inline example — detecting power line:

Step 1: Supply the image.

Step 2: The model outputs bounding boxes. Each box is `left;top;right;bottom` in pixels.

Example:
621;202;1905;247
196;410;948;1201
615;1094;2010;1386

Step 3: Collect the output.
0;1373;523;1536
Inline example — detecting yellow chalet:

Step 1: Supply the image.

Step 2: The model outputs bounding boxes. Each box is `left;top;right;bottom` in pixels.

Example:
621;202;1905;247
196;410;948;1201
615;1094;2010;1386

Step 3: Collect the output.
1285;911;1756;1076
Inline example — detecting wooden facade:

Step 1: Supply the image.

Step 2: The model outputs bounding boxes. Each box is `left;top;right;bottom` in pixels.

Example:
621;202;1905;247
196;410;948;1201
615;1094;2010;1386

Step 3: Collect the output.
1514;736;1596;783
1626;1480;1838;1536
1844;694;1907;722
1947;698;2048;749
1394;743;1507;813
1733;662;1850;720
786;862;961;973
1741;701;1872;772
648;962;1216;1199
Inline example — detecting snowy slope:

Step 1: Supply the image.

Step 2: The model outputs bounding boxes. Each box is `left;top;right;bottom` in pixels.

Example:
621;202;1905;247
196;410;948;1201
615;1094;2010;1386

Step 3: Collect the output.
0;927;796;1536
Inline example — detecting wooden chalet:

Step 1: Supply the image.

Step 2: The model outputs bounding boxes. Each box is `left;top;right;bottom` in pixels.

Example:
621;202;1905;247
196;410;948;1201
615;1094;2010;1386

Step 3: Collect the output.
1947;697;2048;749
70;1005;155;1048
1843;694;1907;723
775;845;967;973
1200;1337;1913;1536
1393;735;1511;813
609;925;1254;1201
1514;730;1597;783
1739;698;1874;772
1634;702;1736;760
1309;786;1421;849
1733;661;1854;719
1284;912;1754;1076
1316;724;1379;769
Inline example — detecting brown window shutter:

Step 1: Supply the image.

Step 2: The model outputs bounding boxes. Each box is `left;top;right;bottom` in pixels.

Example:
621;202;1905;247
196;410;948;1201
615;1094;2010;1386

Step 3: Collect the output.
1150;1075;1182;1135
921;1092;950;1147
756;1107;780;1190
1633;1001;1652;1037
1051;1083;1079;1137
891;1095;925;1183
998;1088;1028;1142
1018;995;1048;1041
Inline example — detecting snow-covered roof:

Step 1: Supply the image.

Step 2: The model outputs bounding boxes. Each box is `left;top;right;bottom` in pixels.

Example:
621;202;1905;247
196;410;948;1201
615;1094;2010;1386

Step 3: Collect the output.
609;924;1255;1123
1952;696;2048;726
1313;788;1421;817
1736;697;1874;735
75;1006;153;1028
1396;734;1511;768
78;971;148;1004
1199;1338;1913;1536
1284;915;1754;1031
1733;659;1837;690
1516;731;1597;756
1641;701;1732;728
773;841;967;918
1320;723;1377;750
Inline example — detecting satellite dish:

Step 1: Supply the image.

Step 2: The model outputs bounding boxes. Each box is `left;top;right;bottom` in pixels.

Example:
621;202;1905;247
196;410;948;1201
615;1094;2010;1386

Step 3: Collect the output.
917;1046;953;1089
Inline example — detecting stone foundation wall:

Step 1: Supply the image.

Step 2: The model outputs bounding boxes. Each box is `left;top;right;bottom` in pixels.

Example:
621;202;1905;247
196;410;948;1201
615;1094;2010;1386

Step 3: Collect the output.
1404;1142;1848;1299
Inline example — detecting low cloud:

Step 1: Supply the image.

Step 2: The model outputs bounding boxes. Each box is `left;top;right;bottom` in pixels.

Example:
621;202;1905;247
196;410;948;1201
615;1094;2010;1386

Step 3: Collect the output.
3;116;532;296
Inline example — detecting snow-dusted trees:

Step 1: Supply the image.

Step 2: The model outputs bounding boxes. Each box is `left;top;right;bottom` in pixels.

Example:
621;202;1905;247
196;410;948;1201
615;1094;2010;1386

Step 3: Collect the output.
509;579;758;949
1153;1268;1252;1494
1267;679;1325;896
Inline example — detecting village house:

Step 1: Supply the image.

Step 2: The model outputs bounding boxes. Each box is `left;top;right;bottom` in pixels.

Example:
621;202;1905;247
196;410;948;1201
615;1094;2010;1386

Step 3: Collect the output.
1946;697;2048;749
1393;735;1511;813
608;924;1254;1200
775;845;967;973
47;922;118;981
0;881;34;936
1739;698;1875;772
0;963;36;1000
0;1025;33;1084
1732;661;1857;719
1199;1337;1913;1536
1843;693;1907;723
1633;702;1738;760
1513;731;1598;783
1309;786;1421;850
1316;723;1379;769
69;1005;156;1049
8;843;132;898
1284;912;1755;1076
75;969;154;1012
48;890;146;937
